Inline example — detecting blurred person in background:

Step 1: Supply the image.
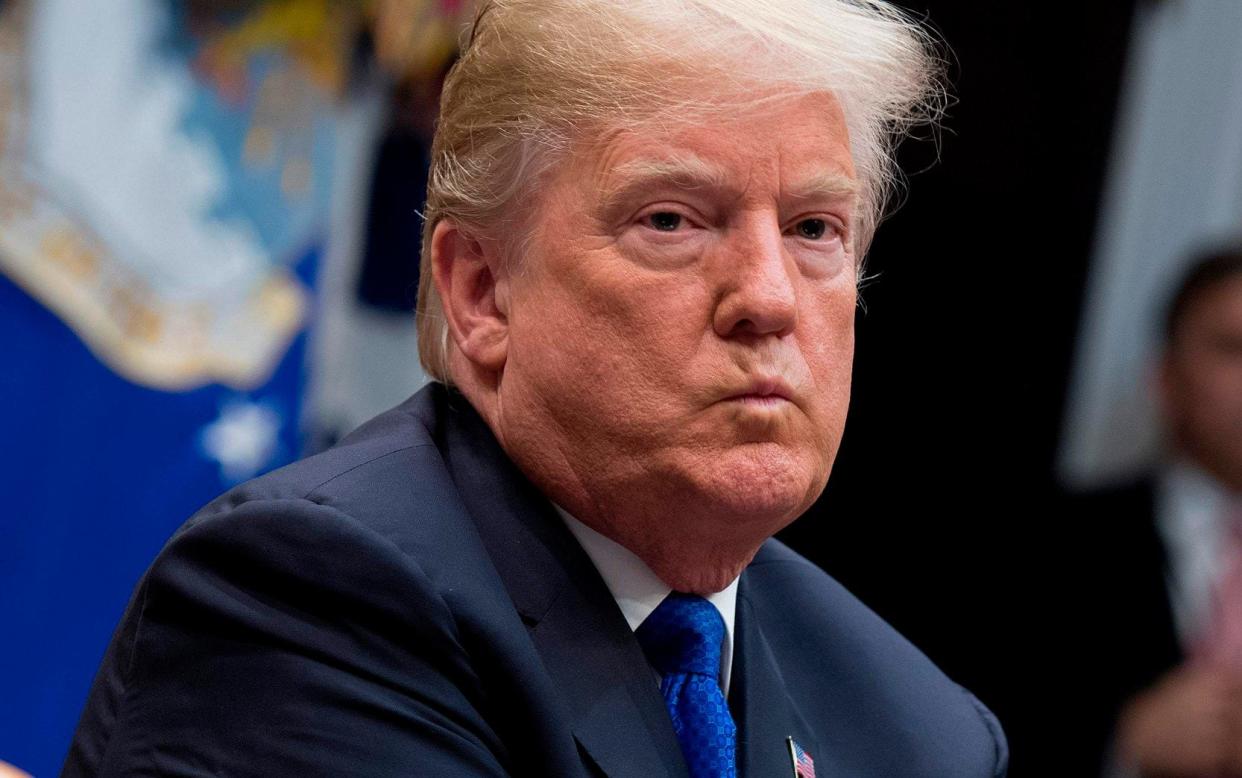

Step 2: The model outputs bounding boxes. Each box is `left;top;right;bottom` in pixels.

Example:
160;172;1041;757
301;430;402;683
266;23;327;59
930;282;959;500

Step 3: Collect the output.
1060;246;1242;777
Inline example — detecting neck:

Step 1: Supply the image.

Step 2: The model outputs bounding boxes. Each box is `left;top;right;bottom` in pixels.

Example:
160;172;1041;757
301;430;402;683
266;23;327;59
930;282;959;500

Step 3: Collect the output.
452;357;783;595
1173;447;1242;496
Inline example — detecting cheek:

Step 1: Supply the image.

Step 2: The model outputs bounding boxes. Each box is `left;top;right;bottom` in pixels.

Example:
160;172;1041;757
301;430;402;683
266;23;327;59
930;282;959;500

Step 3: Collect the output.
512;259;709;395
578;270;708;364
802;287;856;379
800;289;855;428
1184;355;1242;402
1205;364;1242;423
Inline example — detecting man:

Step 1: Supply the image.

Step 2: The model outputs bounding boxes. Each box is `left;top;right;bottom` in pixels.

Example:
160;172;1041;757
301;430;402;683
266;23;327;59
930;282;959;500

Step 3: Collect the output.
1054;248;1242;776
64;1;1008;775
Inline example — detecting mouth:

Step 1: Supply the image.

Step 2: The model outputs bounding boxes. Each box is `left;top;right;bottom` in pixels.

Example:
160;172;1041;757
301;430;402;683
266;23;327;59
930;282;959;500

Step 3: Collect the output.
724;377;796;407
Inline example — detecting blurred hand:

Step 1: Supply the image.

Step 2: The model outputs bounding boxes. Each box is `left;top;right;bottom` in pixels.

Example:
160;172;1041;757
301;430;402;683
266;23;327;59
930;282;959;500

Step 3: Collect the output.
1117;664;1242;776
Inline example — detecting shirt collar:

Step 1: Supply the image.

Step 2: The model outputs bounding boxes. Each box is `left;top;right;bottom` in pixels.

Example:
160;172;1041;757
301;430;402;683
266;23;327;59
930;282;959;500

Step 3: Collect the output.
1157;459;1236;644
1159;458;1235;546
557;507;739;693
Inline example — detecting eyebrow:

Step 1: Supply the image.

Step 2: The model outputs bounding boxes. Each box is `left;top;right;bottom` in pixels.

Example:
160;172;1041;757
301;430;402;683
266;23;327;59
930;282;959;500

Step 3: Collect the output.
785;171;859;203
599;154;736;214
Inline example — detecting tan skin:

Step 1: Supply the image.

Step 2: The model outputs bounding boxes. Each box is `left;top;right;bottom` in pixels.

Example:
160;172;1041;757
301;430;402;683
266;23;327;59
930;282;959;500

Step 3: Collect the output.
433;92;858;594
1118;274;1242;776
1160;275;1242;494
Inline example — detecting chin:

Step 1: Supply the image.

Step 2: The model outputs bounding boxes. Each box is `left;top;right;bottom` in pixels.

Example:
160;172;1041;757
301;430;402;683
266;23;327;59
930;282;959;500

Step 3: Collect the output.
689;443;826;527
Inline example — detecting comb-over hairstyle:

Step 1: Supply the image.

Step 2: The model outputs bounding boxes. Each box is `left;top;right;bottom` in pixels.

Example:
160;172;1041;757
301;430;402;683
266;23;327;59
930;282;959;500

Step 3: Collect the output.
416;0;947;381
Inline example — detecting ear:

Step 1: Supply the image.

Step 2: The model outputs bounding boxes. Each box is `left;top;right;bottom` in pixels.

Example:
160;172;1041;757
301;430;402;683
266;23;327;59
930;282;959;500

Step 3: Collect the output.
430;219;510;374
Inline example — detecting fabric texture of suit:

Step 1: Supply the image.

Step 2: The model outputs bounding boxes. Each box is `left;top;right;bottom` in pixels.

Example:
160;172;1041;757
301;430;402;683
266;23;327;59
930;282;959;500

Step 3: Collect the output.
65;383;1009;777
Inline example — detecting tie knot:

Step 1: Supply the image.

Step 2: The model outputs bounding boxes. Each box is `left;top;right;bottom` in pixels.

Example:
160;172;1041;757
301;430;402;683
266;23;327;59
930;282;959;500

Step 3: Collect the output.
636;592;724;678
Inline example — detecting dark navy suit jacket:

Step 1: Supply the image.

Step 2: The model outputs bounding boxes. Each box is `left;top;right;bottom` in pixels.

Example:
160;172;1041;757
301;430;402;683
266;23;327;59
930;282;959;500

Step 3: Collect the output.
65;384;1008;777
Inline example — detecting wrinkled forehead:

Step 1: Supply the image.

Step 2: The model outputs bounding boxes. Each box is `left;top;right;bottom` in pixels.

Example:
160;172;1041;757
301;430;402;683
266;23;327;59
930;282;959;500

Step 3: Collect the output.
598;154;858;205
560;90;859;208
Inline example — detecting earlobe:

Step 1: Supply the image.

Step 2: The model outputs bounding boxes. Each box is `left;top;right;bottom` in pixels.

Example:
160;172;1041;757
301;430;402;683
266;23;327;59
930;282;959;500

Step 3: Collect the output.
430;220;510;374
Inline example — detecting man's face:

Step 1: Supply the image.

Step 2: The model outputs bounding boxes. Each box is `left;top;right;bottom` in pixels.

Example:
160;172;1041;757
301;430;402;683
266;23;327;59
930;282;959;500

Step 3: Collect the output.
494;92;857;575
1161;274;1242;491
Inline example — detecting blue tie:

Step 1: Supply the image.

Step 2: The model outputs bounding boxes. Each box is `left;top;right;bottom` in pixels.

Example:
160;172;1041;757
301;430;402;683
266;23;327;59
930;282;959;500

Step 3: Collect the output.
635;592;737;778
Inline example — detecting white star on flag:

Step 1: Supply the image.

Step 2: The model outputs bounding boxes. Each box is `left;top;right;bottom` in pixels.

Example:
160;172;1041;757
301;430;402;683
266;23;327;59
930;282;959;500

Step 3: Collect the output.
200;400;281;483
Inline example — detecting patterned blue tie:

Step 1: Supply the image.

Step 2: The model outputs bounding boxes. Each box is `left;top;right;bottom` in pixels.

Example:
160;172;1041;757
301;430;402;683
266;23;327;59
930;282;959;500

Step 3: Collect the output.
635;592;737;778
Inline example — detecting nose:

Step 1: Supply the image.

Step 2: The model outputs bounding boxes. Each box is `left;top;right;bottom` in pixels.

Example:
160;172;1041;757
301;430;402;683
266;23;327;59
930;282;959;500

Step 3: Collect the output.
712;217;798;339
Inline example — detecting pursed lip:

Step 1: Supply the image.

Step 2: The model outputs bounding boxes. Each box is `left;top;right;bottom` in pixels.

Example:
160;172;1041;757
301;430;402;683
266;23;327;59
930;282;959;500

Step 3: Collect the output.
723;376;796;405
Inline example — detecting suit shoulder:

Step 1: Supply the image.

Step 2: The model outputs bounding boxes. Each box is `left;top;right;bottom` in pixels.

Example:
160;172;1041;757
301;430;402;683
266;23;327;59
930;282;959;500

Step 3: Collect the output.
743;539;942;674
187;387;464;538
743;539;1008;777
160;385;498;611
742;538;858;602
202;390;437;507
66;491;508;776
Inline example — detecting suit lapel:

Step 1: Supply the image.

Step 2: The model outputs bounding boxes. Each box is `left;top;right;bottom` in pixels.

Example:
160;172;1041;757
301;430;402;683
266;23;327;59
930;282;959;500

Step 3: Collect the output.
527;560;690;778
437;389;688;778
732;575;823;778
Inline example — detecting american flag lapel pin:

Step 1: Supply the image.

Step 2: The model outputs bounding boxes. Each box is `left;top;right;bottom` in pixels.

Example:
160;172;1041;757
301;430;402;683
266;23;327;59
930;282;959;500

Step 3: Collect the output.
785;736;816;778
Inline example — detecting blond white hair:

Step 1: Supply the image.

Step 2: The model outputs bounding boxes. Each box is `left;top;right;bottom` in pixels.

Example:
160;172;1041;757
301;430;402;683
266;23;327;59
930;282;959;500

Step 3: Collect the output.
416;0;946;381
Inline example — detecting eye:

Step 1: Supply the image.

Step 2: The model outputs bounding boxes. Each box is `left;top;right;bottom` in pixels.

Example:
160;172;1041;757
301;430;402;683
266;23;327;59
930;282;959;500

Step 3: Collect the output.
645;212;683;232
795;218;828;240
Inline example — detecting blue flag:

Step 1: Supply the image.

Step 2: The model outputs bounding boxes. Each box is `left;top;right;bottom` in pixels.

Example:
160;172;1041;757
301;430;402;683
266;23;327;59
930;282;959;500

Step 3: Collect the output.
0;0;353;772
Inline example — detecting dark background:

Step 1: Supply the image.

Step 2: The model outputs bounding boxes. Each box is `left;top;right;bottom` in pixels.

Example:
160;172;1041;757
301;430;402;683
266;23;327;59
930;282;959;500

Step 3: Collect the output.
776;2;1142;774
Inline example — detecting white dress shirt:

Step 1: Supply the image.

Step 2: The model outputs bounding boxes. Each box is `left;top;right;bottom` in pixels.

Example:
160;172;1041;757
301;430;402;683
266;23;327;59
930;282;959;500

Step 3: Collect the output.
557;508;739;695
1155;459;1238;648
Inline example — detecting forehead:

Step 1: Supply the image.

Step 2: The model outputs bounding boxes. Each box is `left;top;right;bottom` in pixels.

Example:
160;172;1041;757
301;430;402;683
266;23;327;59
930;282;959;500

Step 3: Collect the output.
1185;275;1242;327
572;91;857;202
